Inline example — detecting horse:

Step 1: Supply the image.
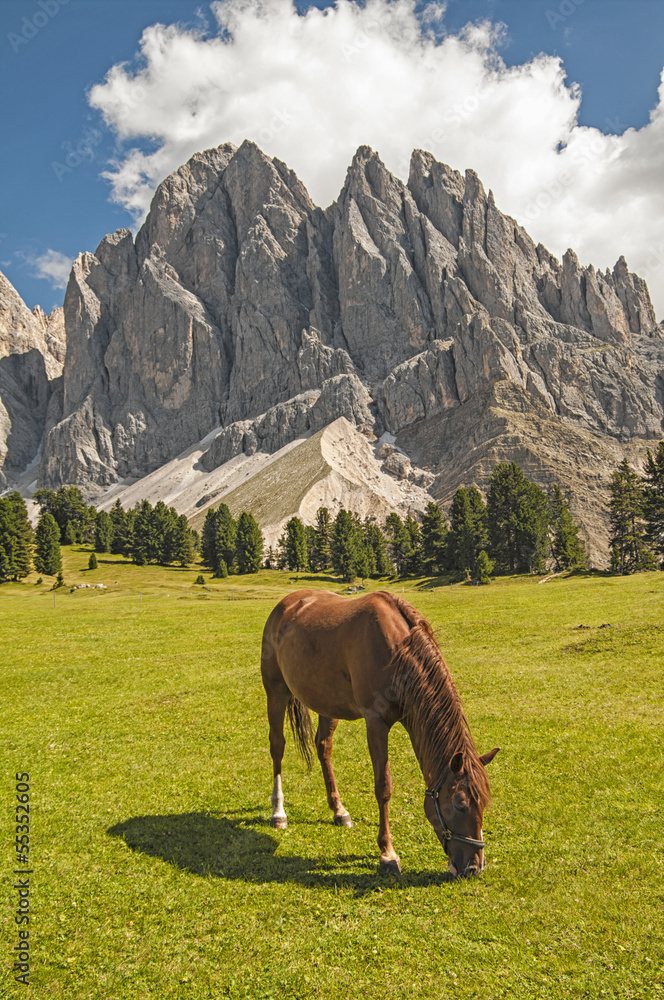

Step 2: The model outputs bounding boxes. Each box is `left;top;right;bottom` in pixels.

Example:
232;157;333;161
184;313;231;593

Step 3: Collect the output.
260;589;499;877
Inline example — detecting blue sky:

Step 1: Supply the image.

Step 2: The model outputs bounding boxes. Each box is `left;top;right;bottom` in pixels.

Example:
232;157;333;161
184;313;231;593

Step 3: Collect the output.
2;0;664;314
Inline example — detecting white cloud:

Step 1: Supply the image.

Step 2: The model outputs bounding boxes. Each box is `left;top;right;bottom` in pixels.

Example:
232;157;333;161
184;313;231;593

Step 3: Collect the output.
28;250;73;289
88;0;664;317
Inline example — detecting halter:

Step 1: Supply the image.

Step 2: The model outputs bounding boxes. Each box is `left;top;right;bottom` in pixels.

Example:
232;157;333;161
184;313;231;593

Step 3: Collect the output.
424;767;486;851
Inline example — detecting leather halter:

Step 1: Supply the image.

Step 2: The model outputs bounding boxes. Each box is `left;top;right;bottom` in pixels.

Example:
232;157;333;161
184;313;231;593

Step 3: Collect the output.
424;767;486;851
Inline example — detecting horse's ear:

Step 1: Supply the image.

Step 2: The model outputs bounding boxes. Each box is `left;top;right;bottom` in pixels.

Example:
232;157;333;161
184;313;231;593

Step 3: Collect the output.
479;747;500;767
449;751;464;774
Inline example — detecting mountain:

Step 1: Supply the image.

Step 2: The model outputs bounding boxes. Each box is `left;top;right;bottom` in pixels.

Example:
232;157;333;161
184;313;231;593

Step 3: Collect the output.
0;272;65;490
2;140;663;562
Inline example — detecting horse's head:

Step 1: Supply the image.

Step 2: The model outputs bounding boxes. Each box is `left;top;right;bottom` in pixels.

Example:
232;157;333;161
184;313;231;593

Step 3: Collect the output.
423;747;500;877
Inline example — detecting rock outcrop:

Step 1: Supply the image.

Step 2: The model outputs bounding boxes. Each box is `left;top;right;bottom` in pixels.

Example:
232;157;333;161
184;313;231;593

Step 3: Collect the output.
2;140;663;562
0;273;65;488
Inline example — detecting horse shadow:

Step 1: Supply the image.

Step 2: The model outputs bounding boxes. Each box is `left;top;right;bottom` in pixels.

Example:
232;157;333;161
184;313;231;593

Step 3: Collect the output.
107;811;455;895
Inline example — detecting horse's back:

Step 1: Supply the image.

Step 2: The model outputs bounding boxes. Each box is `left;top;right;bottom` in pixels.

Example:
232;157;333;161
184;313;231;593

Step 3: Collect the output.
261;590;412;719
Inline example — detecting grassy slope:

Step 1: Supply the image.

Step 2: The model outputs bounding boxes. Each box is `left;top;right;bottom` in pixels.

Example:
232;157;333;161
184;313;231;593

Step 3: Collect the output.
189;429;331;533
1;550;663;999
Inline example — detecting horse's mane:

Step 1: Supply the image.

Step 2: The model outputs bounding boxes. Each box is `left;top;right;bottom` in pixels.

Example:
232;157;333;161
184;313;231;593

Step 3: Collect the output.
381;593;490;808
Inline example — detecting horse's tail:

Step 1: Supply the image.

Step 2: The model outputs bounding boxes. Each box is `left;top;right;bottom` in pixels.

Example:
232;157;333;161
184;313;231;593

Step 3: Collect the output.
287;694;315;770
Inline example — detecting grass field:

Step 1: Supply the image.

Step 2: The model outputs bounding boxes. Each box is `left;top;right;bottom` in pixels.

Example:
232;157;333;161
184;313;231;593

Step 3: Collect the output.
1;549;663;999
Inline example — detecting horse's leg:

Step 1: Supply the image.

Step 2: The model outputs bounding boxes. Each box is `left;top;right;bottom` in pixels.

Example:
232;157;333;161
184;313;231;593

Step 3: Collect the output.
315;716;353;828
266;682;289;829
365;716;401;874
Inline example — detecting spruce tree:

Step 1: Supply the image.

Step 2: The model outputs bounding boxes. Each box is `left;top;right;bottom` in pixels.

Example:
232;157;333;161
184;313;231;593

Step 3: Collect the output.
285;517;308;572
201;508;218;569
487;463;550;574
331;509;360;582
88;552;98;570
94;510;114;553
235;512;263;573
549;485;587;570
385;513;411;576
174;514;194;567
608;459;654;573
0;493;33;581
364;520;392;576
109;500;132;556
131;500;154;565
311;508;332;572
215;504;237;574
34;512;62;576
420;502;448;575
643;441;664;567
404;515;423;575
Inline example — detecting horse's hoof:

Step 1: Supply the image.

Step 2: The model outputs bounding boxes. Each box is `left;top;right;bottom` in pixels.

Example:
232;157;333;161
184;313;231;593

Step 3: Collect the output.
333;813;353;828
379;856;402;875
270;817;287;830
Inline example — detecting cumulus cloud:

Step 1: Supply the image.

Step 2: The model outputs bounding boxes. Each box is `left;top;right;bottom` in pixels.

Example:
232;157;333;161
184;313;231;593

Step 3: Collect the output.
27;249;73;289
88;0;664;316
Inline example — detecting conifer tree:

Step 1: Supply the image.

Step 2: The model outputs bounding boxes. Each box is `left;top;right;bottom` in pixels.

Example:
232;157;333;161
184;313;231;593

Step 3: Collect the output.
94;510;114;553
404;514;423;575
235;511;263;573
215;504;237;574
285;517;308;572
109;499;132;556
487;463;550;573
311;507;332;572
88;552;98;570
384;512;411;576
643;441;664;567
331;509;360;582
420;502;448;575
63;520;77;545
364;520;392;576
549;485;587;570
608;459;654;573
0;493;33;581
201;508;218;569
131;500;154;565
34;512;62;576
174;514;194;567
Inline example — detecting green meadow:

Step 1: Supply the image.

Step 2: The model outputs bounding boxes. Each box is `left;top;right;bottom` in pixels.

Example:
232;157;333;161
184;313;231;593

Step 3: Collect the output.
1;549;663;999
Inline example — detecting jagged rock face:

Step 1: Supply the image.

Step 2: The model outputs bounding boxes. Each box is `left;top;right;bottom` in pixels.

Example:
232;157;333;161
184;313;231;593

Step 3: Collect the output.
33;140;664;560
0;274;65;487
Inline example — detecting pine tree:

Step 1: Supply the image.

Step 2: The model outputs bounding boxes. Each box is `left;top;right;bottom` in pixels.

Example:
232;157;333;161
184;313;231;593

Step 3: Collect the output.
364;520;392;576
131;500;154;565
549;485;587;570
384;513;411;576
109;500;132;556
285;517;308;572
174;514;194;567
420;502;448;575
88;552;98;570
447;487;489;576
235;512;263;573
0;493;33;581
608;459;655;573
404;515;423;575
331;509;360;582
487;463;550;574
312;507;331;572
34;512;62;576
94;510;114;553
474;549;493;584
201;508;218;569
63;520;77;545
215;504;237;574
643;441;664;567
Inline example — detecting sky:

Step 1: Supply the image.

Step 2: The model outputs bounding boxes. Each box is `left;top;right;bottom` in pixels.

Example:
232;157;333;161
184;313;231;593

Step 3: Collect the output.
1;0;664;317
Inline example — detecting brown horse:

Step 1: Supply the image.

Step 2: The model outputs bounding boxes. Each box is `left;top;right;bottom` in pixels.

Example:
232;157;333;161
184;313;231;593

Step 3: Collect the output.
261;589;499;877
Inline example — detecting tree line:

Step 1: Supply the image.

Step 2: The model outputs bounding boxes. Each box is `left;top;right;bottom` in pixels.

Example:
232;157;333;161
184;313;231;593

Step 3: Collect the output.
1;442;663;583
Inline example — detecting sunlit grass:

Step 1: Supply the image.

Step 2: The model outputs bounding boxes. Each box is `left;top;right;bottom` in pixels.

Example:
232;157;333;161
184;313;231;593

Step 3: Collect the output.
1;551;663;997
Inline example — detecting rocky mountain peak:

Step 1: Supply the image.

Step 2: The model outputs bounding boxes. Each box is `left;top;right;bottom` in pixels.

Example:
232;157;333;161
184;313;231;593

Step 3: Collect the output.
1;141;662;563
